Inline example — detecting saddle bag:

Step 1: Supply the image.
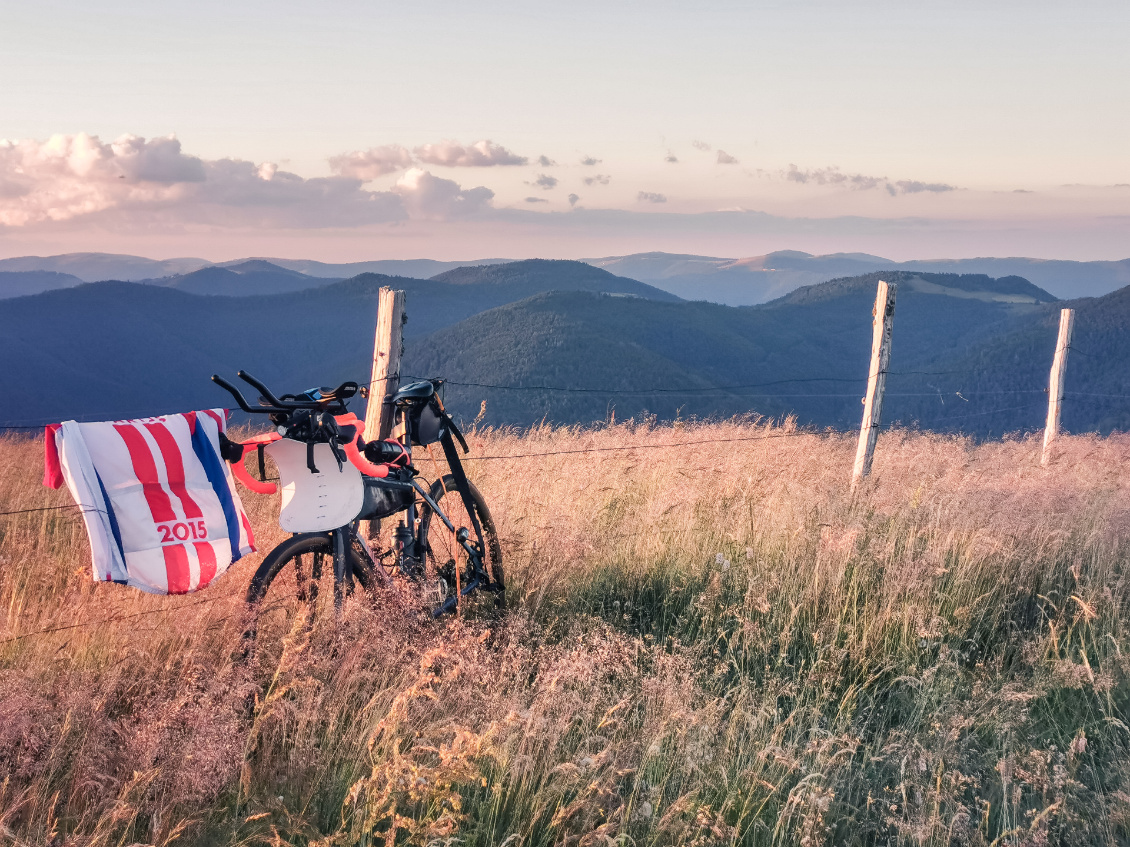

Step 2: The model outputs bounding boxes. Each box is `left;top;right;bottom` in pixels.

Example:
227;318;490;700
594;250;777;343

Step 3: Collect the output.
406;397;448;446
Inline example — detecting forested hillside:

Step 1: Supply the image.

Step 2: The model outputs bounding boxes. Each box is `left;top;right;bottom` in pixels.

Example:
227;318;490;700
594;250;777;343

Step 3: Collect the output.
6;261;1129;435
407;271;1067;433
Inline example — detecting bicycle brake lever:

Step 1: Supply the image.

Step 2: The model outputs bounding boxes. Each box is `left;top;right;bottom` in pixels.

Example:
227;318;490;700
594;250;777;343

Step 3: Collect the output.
328;438;345;472
313;412;345;472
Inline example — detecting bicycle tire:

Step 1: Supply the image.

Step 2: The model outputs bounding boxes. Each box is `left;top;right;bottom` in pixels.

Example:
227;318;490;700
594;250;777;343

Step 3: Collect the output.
243;532;379;647
417;474;505;615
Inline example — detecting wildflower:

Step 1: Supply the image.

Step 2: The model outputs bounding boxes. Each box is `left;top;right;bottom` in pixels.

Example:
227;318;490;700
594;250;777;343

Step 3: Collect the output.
1071;732;1087;756
631;800;654;822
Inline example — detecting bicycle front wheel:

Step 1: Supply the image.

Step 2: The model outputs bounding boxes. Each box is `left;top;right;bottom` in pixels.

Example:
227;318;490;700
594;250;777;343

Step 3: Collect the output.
243;531;380;652
417;474;505;616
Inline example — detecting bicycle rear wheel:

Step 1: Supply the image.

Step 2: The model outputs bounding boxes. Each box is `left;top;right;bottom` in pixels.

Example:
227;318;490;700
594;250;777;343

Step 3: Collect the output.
243;532;380;653
417;474;505;616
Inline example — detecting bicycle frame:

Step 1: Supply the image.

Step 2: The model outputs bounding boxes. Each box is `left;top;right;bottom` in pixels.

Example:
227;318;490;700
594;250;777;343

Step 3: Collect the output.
283;458;490;618
215;370;499;619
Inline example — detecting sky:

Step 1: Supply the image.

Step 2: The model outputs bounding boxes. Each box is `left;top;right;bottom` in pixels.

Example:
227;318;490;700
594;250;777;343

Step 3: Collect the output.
1;0;1128;262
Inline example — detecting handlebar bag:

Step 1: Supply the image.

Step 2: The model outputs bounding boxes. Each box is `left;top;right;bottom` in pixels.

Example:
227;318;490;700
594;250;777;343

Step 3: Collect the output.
265;438;365;532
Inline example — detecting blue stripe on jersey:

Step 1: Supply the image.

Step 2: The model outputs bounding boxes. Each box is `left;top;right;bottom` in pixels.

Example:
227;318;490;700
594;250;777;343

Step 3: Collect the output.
93;468;128;583
191;421;244;562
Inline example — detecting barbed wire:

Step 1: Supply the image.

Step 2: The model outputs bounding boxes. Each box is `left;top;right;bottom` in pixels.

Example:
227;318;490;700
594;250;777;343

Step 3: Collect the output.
0;592;236;647
394;370;962;395
0;371;1076;432
462;428;821;461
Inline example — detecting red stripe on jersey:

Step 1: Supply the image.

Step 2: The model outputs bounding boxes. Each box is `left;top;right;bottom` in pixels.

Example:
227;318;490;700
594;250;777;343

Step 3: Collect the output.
194;541;217;587
144;422;204;519
202;409;224;429
164;544;192;594
114;424;189;593
113;425;176;523
240;510;256;551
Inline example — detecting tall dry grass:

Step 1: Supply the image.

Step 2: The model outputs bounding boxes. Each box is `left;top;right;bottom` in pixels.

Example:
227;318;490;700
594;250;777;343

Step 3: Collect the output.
2;419;1130;846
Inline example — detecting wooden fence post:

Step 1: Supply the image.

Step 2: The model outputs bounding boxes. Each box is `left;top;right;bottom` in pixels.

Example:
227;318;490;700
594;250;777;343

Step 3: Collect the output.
363;287;406;444
851;280;897;490
1041;308;1074;466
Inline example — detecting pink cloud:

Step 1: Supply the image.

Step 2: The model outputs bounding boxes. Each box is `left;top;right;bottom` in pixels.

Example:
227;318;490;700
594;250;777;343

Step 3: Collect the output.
414;139;527;167
0;133;497;229
393;168;494;219
0;133;204;225
328;145;413;180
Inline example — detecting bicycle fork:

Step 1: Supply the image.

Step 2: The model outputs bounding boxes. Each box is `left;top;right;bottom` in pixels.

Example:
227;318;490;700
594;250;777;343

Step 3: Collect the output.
330;527;352;616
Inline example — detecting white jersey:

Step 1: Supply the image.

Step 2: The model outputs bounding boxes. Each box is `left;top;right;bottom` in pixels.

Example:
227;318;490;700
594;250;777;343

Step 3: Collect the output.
45;409;255;595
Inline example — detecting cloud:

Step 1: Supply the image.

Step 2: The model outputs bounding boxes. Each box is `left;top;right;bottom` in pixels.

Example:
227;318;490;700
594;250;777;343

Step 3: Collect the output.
524;196;548;204
568;193;579;207
665;152;679;163
579;155;601;166
637;191;667;204
528;173;558;190
413;139;527;167
0;133;205;225
785;164;956;196
785;164;886;190
393;168;494;219
892;180;956;194
691;140;711;151
328;145;413;180
716;150;739;165
0;133;498;228
583;174;611;186
537;155;557;167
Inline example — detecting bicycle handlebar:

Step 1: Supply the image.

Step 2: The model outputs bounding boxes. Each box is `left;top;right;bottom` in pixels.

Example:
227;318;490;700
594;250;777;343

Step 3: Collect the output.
237;370;289;409
212;371;352;414
211;374;290;414
224;417;391;494
229;432;282;494
213;371;396;487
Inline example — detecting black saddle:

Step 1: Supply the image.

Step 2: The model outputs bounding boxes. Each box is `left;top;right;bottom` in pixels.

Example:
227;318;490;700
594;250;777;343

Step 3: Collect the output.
392;380;435;404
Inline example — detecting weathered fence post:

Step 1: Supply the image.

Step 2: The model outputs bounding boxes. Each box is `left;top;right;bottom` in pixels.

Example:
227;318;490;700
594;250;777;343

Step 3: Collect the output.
1041;308;1074;466
363;287;406;444
851;280;897;490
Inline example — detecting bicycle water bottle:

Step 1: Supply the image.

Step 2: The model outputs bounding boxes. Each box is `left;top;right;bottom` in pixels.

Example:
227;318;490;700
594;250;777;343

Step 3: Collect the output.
395;520;421;577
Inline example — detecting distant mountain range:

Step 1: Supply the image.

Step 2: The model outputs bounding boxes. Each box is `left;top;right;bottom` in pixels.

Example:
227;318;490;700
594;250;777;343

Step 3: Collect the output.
0;252;210;282
585;251;1130;303
0;252;510;293
6;258;1128;437
0;260;674;426
0;270;86;298
407;270;1066;433
3;250;1129;302
150;260;341;297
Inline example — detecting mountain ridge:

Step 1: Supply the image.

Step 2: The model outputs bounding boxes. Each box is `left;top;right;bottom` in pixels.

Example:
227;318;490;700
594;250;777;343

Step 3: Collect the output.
5;250;1129;302
4;263;1111;436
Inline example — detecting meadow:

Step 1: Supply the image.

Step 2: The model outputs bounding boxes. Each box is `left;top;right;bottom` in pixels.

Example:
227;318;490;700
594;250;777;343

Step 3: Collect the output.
1;419;1129;846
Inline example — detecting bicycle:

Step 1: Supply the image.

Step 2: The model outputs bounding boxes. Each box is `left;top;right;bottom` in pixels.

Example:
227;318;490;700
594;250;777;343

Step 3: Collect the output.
210;370;504;646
